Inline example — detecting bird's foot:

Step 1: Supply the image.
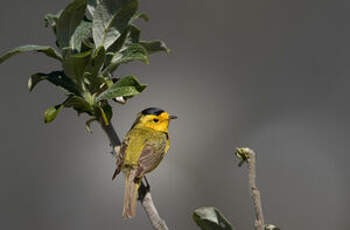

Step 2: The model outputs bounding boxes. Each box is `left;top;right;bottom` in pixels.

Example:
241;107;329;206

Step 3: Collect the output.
137;177;151;201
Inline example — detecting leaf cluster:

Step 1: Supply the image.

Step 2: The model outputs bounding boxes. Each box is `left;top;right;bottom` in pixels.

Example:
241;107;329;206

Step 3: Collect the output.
0;0;169;128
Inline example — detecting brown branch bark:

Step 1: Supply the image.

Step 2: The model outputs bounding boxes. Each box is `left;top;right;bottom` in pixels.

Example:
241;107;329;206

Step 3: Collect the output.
101;122;169;230
244;148;265;230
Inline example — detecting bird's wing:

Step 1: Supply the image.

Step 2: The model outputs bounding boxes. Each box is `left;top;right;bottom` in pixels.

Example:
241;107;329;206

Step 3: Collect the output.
112;137;129;180
136;133;168;178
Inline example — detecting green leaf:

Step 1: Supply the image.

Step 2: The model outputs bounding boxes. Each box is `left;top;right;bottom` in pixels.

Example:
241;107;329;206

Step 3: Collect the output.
87;0;97;16
28;71;80;95
104;24;139;66
64;95;94;115
83;47;106;92
127;24;141;43
131;12;149;22
193;207;234;230
106;24;140;55
106;26;129;54
140;40;170;54
114;43;149;64
96;75;146;101
103;43;148;75
85;46;105;78
63;49;92;82
44;104;64;123
0;45;62;64
70;20;92;52
56;0;87;49
92;0;138;49
44;95;95;124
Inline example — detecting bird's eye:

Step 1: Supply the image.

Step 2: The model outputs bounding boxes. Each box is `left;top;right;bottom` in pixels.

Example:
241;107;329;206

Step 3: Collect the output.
153;118;159;123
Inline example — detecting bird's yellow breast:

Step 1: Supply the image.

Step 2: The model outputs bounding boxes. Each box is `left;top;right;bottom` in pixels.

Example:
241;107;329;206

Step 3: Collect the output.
122;127;169;167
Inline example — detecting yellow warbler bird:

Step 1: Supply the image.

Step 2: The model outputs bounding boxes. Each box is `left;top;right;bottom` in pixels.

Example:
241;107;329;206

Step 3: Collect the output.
112;107;177;219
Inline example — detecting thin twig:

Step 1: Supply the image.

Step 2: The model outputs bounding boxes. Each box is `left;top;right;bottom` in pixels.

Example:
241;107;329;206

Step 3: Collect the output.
101;122;169;230
235;147;265;230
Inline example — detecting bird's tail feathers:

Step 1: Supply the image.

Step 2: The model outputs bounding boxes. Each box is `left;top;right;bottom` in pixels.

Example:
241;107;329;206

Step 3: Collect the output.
123;169;140;219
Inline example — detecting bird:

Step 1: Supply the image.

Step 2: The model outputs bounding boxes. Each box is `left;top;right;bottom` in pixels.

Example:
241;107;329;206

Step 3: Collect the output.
112;107;177;219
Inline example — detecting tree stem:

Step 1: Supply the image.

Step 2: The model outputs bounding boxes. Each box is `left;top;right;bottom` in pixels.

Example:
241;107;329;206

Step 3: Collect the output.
245;148;265;230
100;122;169;230
100;121;121;156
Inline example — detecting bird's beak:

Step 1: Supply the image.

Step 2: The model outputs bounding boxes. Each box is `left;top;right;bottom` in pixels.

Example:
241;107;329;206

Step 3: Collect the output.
168;115;178;120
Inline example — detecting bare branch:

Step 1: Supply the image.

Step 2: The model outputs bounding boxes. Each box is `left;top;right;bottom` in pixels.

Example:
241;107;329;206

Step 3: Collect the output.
235;147;265;230
138;181;169;230
101;122;170;230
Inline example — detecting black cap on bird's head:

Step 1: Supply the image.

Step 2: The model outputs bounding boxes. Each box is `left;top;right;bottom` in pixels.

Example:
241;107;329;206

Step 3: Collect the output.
141;107;165;116
140;107;177;120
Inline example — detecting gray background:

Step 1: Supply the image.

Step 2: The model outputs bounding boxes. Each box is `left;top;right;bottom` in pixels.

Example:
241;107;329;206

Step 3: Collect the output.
1;0;349;229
